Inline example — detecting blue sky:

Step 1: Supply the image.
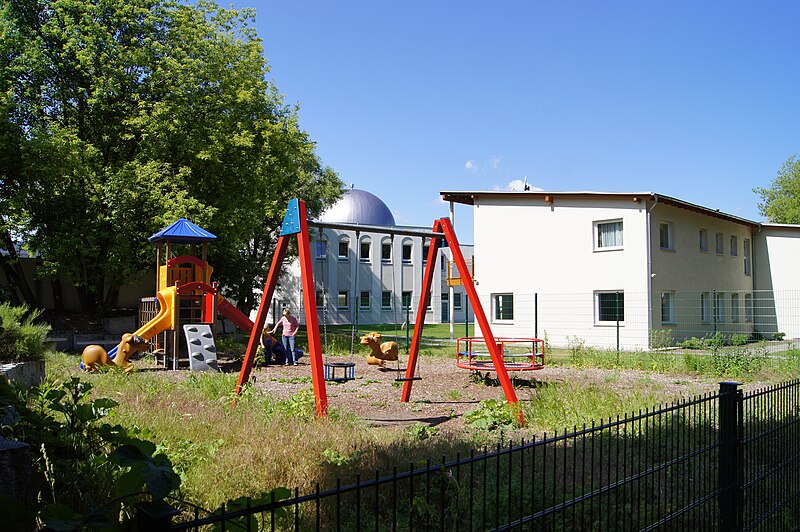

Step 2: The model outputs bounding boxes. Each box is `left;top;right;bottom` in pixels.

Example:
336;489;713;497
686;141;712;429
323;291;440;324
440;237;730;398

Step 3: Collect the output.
233;0;799;242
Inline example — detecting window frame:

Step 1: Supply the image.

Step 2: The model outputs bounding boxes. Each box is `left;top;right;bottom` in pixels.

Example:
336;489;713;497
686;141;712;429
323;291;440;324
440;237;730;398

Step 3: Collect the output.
337;237;350;261
381;239;392;262
359;290;370;310
337;290;349;309
715;232;724;255
359;237;371;262
401;240;413;264
594;219;624;251
492;293;514;322
595;291;625;325
314;239;328;261
731;293;740;323
730;235;738;257
714;292;725;323
744;294;753;323
699;229;709;253
659;221;674;250
381;290;392;309
700;292;710;323
401;291;413;311
453;292;463;311
315;289;325;308
744;239;752;276
660;291;676;325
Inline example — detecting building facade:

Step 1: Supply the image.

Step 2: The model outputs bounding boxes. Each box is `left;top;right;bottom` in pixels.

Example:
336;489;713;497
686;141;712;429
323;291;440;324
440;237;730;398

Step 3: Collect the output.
268;189;474;330
440;191;799;349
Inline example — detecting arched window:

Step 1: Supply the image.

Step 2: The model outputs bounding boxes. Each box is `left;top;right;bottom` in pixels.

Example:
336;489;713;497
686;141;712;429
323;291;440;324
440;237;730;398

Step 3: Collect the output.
381;237;392;262
359;236;371;262
337;236;350;261
401;238;413;264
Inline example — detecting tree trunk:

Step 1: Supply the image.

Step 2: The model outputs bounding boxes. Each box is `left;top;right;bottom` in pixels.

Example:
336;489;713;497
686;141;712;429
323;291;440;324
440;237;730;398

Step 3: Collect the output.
0;230;37;307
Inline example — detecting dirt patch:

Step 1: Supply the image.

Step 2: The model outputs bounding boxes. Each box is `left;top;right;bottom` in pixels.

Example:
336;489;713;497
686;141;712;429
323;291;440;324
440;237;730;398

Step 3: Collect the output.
244;355;728;434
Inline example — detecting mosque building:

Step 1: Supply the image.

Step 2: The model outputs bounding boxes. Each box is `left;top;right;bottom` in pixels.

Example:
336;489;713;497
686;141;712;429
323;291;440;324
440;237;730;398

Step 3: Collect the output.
267;187;473;331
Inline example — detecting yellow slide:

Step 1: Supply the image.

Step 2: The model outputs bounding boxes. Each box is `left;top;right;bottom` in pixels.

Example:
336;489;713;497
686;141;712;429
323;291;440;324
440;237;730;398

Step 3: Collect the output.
134;286;178;341
81;286;178;371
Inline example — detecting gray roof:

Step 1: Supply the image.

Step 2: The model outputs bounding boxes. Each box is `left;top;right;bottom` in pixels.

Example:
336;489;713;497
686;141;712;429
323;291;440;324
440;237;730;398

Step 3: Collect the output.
318;188;396;226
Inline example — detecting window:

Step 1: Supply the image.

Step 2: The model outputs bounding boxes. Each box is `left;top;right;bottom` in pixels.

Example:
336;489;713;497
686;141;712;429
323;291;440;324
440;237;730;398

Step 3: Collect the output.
744;239;751;275
359;237;371;262
659;222;674;250
359;291;370;309
314;239;328;260
422;244;430;264
338;237;349;261
744;294;753;322
714;292;724;323
426;292;432;311
453;292;463;310
731;293;740;323
381;240;391;262
730;235;738;256
381;291;392;309
493;293;514;321
315;290;324;308
699;229;709;252
661;292;675;324
701;292;710;323
596;291;624;323
337;290;349;308
715;232;724;254
402;241;412;263
440;255;446;272
595;220;623;250
401;291;412;310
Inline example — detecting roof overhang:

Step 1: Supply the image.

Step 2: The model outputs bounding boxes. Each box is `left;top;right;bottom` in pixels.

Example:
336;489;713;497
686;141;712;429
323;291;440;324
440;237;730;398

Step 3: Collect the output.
439;190;760;229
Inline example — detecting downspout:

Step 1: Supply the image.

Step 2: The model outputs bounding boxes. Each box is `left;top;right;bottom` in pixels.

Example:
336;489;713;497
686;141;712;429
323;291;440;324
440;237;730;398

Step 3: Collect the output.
646;194;660;347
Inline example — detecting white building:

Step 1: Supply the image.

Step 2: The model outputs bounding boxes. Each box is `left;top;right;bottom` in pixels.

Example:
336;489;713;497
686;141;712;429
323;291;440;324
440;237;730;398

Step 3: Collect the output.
269;188;474;331
439;190;800;349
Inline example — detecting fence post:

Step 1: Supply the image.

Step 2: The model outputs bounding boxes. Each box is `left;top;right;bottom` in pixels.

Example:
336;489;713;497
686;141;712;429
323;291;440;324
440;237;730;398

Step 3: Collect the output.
534;292;538;339
718;381;743;532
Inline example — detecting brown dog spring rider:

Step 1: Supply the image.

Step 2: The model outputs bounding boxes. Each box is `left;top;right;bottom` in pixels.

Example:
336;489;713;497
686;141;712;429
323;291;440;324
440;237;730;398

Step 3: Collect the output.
361;332;399;366
81;333;150;372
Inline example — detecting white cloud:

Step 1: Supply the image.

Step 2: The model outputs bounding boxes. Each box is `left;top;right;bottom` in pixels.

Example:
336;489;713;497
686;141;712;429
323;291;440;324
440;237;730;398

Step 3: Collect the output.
489;155;503;170
496;178;544;192
464;160;478;172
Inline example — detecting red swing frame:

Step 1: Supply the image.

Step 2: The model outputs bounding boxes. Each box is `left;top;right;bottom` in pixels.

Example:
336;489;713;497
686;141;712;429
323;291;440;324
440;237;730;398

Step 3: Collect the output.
232;199;524;425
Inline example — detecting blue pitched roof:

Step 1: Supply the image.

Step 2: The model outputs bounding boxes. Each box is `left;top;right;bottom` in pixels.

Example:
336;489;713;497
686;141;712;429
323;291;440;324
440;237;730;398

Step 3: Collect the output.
147;218;217;243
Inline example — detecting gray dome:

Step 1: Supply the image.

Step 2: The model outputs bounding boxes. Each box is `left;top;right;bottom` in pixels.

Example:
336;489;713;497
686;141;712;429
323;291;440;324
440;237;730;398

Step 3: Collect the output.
318;188;396;226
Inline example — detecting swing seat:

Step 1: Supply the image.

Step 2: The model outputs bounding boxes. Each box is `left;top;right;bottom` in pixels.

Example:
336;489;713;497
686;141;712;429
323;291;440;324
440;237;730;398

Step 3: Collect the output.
324;361;356;383
394;375;422;382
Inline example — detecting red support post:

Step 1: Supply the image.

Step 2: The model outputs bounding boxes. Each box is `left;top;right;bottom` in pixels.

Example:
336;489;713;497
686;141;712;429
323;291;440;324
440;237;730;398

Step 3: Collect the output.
231;235;289;408
436;218;524;425
400;226;443;402
295;201;328;417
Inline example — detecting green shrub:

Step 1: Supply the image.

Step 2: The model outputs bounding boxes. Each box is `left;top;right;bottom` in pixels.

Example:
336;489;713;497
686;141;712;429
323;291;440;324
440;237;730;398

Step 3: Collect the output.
464;399;517;431
680;337;704;350
0;303;51;362
649;329;673;349
730;333;748;346
773;332;786;341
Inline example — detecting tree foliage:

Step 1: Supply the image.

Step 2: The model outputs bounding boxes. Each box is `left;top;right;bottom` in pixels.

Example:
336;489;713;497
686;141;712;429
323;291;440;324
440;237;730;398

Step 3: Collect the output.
0;0;342;312
754;155;800;224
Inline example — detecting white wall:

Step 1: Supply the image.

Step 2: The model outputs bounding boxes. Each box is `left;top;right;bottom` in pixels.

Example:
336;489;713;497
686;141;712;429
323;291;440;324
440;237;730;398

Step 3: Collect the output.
472;196;651;349
754;225;800;339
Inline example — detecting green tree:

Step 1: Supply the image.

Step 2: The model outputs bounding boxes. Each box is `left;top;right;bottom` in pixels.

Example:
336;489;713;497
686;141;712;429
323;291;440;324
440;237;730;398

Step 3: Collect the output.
1;0;341;313
754;155;800;224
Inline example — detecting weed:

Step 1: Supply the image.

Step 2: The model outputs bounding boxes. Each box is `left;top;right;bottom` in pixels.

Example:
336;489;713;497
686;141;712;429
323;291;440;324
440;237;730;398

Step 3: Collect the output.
465;399;517;431
406;423;439;441
321;448;362;467
446;389;463;401
649;329;673;349
730;333;749;346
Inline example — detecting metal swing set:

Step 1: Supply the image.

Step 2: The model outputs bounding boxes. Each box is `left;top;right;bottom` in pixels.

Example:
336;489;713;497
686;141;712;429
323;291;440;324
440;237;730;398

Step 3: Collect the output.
232;198;526;425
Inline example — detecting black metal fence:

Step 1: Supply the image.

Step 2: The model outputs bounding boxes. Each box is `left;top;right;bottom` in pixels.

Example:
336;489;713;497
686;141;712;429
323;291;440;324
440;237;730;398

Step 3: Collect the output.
158;380;799;531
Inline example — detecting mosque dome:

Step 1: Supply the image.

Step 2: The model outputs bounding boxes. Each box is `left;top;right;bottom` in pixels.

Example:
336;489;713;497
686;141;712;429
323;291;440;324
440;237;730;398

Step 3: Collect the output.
318;188;396;226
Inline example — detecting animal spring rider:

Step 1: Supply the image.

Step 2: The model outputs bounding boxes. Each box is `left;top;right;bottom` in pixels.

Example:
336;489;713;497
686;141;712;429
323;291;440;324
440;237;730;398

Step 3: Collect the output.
82;333;149;372
361;332;399;366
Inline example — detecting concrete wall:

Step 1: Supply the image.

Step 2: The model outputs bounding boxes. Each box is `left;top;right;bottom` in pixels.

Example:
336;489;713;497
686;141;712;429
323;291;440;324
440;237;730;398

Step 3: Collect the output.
649;203;756;341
